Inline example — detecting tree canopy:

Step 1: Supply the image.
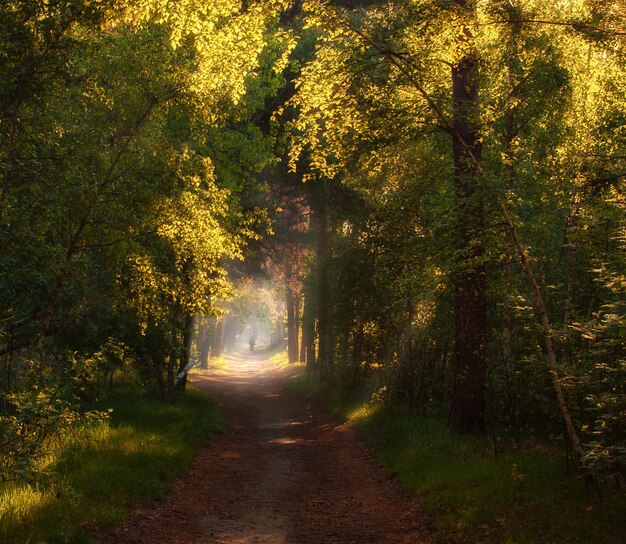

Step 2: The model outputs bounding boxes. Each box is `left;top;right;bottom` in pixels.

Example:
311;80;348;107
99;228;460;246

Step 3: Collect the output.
1;0;625;493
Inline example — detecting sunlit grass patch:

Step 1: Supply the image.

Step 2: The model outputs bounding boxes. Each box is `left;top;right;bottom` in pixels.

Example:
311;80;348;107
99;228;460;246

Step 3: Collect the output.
0;485;51;535
267;350;305;369
268;350;289;367
0;388;224;544
209;356;229;369
188;356;229;374
346;401;380;422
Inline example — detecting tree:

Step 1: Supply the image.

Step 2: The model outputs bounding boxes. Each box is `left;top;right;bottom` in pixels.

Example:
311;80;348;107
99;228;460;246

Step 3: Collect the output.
447;0;487;433
282;0;625;475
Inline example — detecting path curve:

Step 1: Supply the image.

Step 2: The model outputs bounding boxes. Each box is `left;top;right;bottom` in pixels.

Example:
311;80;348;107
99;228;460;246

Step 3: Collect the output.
103;349;436;544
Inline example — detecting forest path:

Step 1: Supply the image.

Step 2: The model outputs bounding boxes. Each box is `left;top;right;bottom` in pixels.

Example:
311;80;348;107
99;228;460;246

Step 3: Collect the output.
103;348;435;544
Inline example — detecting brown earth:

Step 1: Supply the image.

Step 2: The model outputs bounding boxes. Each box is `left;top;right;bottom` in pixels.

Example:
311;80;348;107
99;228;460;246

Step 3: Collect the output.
102;348;436;544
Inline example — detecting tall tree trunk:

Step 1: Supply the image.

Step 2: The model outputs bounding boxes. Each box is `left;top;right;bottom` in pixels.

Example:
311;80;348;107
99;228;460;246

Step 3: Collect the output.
496;198;589;476
197;320;209;370
441;100;589;472
294;295;300;361
275;320;284;348
315;190;334;382
299;304;307;364
448;0;487;433
299;295;308;364
212;318;223;357
302;292;316;369
220;316;237;352
502;264;517;429
287;286;298;363
225;317;238;351
177;314;194;390
198;317;215;369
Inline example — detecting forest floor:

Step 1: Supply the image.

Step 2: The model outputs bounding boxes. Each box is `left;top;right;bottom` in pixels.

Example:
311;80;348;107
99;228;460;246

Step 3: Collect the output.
101;348;436;544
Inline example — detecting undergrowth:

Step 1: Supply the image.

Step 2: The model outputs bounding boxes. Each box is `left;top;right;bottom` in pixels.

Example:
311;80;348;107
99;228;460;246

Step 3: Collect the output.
189;355;229;373
285;373;626;543
0;387;223;544
268;350;290;367
266;348;305;370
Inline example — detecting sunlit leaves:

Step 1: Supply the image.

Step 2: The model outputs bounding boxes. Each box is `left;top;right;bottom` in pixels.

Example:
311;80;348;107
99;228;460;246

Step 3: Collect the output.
120;0;290;121
0;0;296;409
280;0;625;465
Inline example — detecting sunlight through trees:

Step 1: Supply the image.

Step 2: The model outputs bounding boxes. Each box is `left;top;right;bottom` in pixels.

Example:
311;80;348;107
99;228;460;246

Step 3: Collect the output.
1;1;625;540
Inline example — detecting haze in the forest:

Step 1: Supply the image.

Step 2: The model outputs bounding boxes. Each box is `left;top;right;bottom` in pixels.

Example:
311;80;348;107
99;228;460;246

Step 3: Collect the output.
0;0;624;542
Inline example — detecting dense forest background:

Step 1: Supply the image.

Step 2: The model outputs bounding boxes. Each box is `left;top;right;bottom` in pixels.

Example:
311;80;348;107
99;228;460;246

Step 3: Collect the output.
1;0;625;531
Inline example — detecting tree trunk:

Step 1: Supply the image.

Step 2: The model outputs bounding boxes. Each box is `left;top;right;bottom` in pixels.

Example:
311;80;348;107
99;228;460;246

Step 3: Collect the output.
275;320;284;348
287;286;298;363
299;318;307;364
448;0;487;433
221;316;237;352
198;317;215;369
294;295;300;361
453;102;590;476
227;317;239;351
502;264;518;429
212;318;223;357
300;294;309;364
222;318;231;352
302;292;316;369
177;314;194;390
315;191;334;382
497;199;589;476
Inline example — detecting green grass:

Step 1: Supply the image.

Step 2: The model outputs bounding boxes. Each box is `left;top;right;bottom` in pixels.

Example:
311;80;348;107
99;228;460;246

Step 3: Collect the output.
286;374;626;543
268;350;290;367
0;387;224;544
188;355;229;374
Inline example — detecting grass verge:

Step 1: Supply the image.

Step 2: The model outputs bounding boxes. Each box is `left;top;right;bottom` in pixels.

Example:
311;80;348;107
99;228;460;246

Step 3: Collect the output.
285;374;626;543
0;387;223;544
268;349;306;370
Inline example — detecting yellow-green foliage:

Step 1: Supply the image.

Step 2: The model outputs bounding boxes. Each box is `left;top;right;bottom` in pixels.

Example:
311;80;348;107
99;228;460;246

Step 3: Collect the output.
268;350;305;369
268;350;290;367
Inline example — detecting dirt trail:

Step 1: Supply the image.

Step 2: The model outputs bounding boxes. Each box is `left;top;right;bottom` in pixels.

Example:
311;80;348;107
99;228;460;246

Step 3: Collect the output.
103;349;435;544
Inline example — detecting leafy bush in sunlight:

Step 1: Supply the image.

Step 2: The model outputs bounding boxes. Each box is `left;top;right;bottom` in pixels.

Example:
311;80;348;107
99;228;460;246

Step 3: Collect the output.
0;388;107;486
0;388;223;544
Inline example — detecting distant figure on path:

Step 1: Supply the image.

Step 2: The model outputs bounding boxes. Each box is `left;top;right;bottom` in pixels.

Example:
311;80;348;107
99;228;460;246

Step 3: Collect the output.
249;337;255;351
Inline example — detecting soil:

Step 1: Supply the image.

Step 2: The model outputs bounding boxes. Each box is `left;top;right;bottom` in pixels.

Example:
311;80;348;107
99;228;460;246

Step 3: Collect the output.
102;348;436;544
